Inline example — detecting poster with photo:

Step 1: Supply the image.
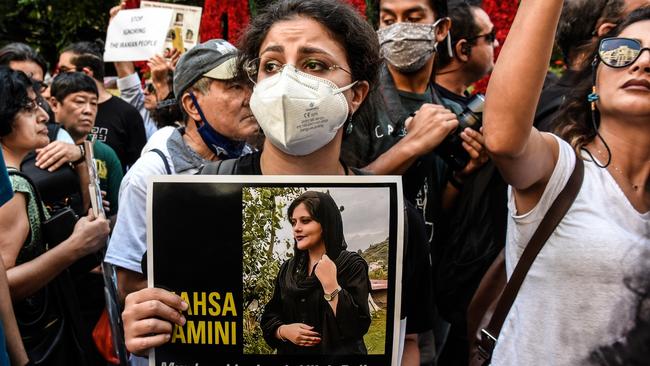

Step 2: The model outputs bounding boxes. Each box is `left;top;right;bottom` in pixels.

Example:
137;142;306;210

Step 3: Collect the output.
147;176;404;366
140;0;202;52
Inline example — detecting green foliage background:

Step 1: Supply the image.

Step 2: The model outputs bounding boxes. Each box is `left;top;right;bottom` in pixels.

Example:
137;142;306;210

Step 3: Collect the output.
242;186;302;354
0;0;203;71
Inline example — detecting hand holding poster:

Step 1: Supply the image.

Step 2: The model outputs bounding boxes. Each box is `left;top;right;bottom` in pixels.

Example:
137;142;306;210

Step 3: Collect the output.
147;176;404;365
103;8;173;62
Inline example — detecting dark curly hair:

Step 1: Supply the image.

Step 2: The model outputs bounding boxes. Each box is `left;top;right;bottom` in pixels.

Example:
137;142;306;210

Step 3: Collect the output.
0;66;38;137
553;6;650;154
236;0;382;126
556;0;625;66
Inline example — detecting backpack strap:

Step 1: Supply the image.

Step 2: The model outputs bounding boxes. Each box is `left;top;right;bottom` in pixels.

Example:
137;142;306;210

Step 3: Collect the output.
149;149;172;175
477;155;584;360
200;158;238;175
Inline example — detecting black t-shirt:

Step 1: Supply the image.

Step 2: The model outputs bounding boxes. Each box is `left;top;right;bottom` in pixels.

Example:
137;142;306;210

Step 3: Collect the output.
93;96;146;172
433;83;471;115
534;70;578;132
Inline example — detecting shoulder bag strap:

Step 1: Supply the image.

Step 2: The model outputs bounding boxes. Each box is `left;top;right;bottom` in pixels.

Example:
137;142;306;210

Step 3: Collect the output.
8;169;48;224
478;155;584;358
149;149;172;175
216;158;237;175
200;160;221;175
200;158;237;175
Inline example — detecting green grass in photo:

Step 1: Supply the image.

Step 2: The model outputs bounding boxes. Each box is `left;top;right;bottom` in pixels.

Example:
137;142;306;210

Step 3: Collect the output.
364;308;386;354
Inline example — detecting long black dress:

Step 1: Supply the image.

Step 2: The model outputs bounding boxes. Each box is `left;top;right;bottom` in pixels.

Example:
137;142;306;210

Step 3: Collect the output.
261;250;371;355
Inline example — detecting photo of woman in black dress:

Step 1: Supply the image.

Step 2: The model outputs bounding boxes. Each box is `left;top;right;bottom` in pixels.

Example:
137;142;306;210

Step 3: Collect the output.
261;191;371;355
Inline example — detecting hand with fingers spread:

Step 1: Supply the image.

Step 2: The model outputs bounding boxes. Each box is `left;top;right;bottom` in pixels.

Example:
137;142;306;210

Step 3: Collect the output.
35;141;83;171
277;323;321;347
403;104;459;157
455;127;489;180
162;48;181;71
122;287;188;356
147;52;177;100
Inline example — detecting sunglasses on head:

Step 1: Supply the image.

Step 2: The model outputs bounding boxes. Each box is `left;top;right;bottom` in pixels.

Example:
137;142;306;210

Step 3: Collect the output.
598;37;650;68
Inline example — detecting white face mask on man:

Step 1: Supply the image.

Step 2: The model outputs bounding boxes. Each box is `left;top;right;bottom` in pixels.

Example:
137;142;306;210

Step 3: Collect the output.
250;64;357;156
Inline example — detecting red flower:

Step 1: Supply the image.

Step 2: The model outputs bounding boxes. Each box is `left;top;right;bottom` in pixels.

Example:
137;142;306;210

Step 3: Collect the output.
124;0;140;9
200;0;250;45
473;0;519;94
344;0;367;16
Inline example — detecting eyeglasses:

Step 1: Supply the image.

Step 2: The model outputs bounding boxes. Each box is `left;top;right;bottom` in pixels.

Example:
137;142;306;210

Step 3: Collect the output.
598;37;650;68
244;57;352;83
35;81;48;94
467;28;497;44
21;97;47;114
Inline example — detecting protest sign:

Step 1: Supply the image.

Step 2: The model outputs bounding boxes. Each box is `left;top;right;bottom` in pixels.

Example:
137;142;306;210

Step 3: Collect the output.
141;0;203;53
147;175;404;366
104;8;173;62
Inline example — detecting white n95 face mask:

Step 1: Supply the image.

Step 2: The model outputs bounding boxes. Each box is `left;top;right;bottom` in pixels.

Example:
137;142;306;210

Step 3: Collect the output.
250;64;356;156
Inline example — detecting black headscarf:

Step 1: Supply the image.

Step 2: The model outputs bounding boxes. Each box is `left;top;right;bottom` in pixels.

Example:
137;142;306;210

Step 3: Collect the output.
284;191;361;297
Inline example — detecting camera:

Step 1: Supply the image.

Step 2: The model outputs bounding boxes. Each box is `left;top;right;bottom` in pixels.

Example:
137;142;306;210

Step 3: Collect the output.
434;93;485;171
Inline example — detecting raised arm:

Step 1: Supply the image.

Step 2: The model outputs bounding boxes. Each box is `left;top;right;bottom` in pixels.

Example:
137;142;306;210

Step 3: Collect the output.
483;0;564;202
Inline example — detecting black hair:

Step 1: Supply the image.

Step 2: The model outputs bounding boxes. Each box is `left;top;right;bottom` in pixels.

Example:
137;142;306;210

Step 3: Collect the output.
554;6;650;153
556;0;625;66
150;73;183;129
432;0;449;18
0;66;38;137
61;41;105;82
0;43;48;77
437;2;482;68
370;0;449;23
287;191;347;261
50;72;98;102
237;0;382;127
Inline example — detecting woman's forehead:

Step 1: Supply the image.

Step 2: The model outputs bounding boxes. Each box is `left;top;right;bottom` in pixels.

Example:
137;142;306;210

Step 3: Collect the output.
259;17;347;60
618;19;650;44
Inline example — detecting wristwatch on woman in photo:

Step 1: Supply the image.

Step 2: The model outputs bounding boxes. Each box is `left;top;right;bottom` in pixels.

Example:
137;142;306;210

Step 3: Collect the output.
323;286;342;301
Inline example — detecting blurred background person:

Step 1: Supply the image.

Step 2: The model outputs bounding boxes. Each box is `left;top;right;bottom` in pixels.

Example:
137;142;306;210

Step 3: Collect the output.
0;66;110;365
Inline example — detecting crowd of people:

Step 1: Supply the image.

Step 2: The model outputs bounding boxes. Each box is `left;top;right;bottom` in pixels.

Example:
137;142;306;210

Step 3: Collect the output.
0;0;648;365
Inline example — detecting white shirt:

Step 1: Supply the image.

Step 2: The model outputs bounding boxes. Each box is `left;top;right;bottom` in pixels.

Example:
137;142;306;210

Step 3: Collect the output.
492;134;650;365
117;73;158;140
105;127;178;273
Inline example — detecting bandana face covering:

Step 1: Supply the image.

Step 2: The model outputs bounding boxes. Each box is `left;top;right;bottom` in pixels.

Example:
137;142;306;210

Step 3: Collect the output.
377;19;445;73
250;65;356;156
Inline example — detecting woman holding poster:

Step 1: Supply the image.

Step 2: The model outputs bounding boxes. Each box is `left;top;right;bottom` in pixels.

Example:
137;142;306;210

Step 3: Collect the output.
261;191;371;355
122;0;434;363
